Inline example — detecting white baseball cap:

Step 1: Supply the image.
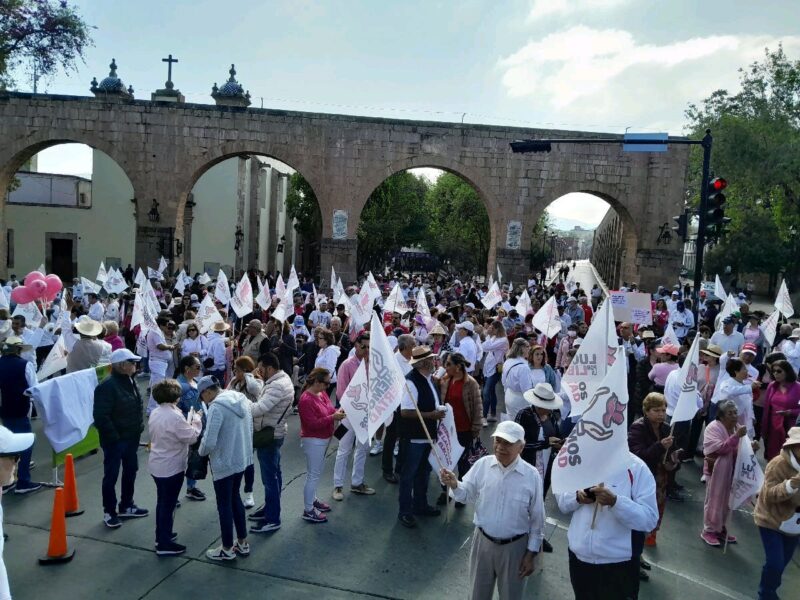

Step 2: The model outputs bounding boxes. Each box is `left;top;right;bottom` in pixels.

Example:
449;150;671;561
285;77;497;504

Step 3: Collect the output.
491;421;526;444
0;425;34;455
110;348;142;364
456;321;475;333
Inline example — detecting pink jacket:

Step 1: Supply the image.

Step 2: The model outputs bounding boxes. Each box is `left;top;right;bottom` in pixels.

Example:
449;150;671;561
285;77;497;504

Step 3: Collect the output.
298;390;336;439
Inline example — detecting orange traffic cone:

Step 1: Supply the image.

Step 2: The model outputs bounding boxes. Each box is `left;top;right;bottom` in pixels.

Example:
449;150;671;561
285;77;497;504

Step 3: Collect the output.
39;487;75;564
63;454;84;517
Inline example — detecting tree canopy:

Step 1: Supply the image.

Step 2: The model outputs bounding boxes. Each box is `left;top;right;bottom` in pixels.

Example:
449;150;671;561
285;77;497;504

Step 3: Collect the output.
0;0;93;89
685;45;800;286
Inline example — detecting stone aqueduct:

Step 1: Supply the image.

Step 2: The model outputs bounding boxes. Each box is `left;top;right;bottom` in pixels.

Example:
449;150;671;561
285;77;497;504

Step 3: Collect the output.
0;91;689;289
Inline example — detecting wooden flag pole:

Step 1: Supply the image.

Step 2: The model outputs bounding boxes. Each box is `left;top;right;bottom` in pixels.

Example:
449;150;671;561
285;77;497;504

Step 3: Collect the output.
662;422;676;465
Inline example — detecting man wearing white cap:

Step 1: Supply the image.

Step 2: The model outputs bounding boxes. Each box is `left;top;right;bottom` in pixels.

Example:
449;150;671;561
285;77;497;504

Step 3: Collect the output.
455;322;478;375
440;421;545;600
0;425;36;597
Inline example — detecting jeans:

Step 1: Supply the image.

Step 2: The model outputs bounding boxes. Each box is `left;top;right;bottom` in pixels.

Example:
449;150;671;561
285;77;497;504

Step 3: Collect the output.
302;437;329;512
482;373;500;418
101;440;139;515
382;418;402;475
244;462;255;494
2;417;33;485
256;438;284;524
212;471;247;549
152;472;183;545
758;526;799;600
398;440;432;517
333;427;369;487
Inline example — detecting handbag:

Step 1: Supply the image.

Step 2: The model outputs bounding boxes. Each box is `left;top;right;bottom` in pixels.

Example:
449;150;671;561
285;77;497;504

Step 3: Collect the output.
185;443;209;480
467;439;489;466
253;401;292;449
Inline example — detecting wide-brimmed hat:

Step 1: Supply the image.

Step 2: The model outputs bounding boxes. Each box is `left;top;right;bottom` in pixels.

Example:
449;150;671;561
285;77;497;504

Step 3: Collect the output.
448;301;460;309
782;427;800;449
74;318;103;337
0;425;34;455
429;322;447;337
656;344;679;356
211;321;230;332
640;330;655;339
409;345;434;365
2;336;32;353
700;344;723;358
790;328;800;340
523;382;563;411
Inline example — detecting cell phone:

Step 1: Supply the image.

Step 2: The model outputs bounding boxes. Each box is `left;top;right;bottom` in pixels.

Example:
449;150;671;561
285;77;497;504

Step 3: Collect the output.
334;424;349;440
583;487;597;501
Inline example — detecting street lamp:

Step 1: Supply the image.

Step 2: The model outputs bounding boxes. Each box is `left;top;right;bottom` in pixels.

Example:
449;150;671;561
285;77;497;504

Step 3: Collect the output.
234;226;244;252
148;199;160;223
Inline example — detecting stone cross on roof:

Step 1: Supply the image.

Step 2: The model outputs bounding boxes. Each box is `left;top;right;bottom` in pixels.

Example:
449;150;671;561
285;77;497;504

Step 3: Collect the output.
162;54;178;90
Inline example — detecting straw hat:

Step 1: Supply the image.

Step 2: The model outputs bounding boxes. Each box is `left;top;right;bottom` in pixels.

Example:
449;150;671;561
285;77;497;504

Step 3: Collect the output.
211;321;230;332
782;427;800;449
429;322;447;337
74;318;103;337
409;345;434;365
700;344;723;358
523;383;563;410
2;336;33;353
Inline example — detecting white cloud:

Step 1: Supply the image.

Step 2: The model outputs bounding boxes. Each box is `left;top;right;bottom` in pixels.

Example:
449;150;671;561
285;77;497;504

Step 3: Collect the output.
528;0;631;21
498;26;800;131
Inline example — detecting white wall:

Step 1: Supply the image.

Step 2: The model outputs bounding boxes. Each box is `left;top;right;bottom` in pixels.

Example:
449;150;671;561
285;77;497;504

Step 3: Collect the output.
6;150;135;277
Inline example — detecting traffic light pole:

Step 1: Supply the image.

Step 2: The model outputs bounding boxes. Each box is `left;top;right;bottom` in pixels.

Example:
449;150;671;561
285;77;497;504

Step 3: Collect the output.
692;129;713;321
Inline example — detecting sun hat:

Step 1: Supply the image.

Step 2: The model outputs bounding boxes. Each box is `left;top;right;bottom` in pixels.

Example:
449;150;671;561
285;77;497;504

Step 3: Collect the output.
409;345;434;365
782;427;800;449
74;318;103;337
0;425;34;455
656;344;680;356
640;330;655;339
790;329;800;340
491;421;526;444
700;344;723;358
211;321;230;333
2;336;33;353
429;322;447;336
523;382;563;410
109;348;141;364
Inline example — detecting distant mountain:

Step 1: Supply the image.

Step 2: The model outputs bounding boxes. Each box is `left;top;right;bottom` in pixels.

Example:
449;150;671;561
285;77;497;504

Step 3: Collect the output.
550;216;599;231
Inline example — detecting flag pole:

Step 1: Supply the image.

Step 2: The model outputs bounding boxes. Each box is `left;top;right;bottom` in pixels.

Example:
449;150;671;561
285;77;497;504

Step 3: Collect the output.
662;423;676;465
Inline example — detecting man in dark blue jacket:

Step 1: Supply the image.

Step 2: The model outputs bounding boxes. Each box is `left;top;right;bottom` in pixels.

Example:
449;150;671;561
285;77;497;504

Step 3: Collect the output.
93;348;148;528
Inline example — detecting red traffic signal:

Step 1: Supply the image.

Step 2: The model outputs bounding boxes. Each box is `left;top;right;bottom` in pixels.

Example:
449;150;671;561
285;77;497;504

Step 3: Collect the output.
709;177;727;192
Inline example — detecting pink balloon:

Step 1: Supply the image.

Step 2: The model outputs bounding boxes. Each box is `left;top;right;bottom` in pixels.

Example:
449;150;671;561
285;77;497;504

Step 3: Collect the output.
30;279;47;298
44;274;63;301
23;271;45;287
10;285;34;305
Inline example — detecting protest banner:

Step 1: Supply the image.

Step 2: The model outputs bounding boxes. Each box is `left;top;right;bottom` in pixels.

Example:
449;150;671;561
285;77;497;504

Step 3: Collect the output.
428;406;464;474
195;294;224;333
158;256;168;274
729;434;764;510
349;281;374;327
12;301;44;328
366;272;382;303
37;335;69;381
96;261;107;283
197;272;211;285
275;273;286;301
146;267;164;282
174;269;187;295
103;268;128;295
662;322;680;347
383;283;409;315
774;280;794;318
717;294;739;329
330;265;337;293
609;291;653;325
670;333;702;424
530;295;562;339
134;268;147;287
481;282;502;309
760;309;779;347
287;265;300;294
714;274;726;300
80;277;101;295
215;269;231;305
367;313;406;438
515;289;532;316
230;273;254;319
255;277;271;311
339;361;370;445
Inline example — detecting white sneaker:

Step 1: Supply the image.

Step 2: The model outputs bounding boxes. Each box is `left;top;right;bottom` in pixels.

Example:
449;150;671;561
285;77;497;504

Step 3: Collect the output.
481;418;488;428
700;474;707;484
369;441;383;456
243;492;255;508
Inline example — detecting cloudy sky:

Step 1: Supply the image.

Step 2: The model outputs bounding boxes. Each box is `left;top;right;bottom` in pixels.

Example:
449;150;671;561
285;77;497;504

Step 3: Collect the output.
28;0;799;226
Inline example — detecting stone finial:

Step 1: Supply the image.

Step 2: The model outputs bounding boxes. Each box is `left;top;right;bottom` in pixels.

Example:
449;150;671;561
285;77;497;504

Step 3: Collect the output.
211;63;251;107
91;57;133;99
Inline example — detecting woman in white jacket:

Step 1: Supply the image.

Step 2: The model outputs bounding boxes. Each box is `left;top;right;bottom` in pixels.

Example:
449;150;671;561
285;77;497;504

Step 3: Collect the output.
481;321;509;425
227;356;264;508
501;337;534;421
314;328;341;400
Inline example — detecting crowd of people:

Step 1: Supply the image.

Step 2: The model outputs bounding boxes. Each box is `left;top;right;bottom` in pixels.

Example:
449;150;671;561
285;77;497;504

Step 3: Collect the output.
1;262;799;599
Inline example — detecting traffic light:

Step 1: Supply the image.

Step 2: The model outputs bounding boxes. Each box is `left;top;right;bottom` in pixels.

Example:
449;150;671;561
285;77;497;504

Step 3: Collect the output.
672;211;688;240
705;177;728;239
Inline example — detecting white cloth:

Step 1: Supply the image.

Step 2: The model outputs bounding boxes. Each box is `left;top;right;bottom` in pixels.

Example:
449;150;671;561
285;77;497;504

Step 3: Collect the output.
555;454;658;565
206;332;227;372
87;302;105;322
28;367;99;452
457;335;479;374
709;330;745;356
451;455;545;553
180;335;207;359
481;335;508;378
394;352;412;376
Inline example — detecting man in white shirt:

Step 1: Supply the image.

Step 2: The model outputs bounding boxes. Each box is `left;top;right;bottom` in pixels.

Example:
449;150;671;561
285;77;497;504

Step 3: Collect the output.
9;316;38;365
670;301;694;341
455;322;478;375
87;293;105;322
556;453;659;600
382;335;415;481
710;317;745;356
145;317;177;414
666;291;680;314
440;421;544;600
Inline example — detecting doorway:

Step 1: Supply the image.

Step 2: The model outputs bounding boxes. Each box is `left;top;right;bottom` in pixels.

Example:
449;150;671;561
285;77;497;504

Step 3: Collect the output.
47;235;76;281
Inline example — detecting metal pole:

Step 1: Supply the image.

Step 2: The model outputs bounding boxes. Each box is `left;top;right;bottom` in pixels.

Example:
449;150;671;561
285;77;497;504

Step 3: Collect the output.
692;130;712;322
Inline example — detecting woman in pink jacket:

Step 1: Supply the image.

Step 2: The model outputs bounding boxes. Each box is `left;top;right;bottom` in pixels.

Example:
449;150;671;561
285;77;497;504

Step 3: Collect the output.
297;368;345;524
761;360;800;460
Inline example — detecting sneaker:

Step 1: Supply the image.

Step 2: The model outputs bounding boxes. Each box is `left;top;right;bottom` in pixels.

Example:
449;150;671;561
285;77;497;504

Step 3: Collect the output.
233;540;250;557
302;509;327;523
248;506;266;521
250;521;281;534
1;481;16;494
700;474;707;483
369;441;383;456
481;418;488;428
700;531;721;547
398;514;416;528
118;505;149;519
351;483;375;495
723;534;737;544
383;472;399;484
103;513;122;529
155;542;186;556
185;487;206;501
206;545;236;561
332;487;344;501
13;481;42;495
314;499;332;512
243;492;255;508
487;414;498;423
29;460;36;470
154;532;180;547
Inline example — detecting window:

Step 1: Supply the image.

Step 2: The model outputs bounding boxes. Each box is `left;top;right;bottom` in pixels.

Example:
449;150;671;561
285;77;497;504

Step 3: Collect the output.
203;262;220;275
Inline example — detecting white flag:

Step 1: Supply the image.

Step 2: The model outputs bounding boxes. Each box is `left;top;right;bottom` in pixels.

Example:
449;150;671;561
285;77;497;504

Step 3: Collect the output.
383;283;409;315
496;265;503;285
339;361;370;445
531;295;562;339
142;280;161;316
0;285;8;310
60;310;77;351
760;309;779;347
103;268;128;295
330;265;337;293
275;274;286;302
81;277;101;295
367;312;406;438
287;265;300;294
214;270;231;305
147;267;164;282
349;281;374;327
174;269;187;295
429;406;465;475
96;261;108;283
515;289;532;316
662;322;681;347
312;284;321;313
158;256;168;274
366;272;382;303
561;300;618;417
37;263;46;274
670;333;703;423
230;274;254;319
37;335;69;380
552;347;630;495
774;280;794;318
196;294;224;334
729;434;764;510
566;275;577;294
134;268;147;288
270;289;293;324
198;272;211;285
416;287;435;329
717;293;739;330
481;282;502;309
255;277;271;311
714;274;726;300
12;302;44;328
333;277;347;307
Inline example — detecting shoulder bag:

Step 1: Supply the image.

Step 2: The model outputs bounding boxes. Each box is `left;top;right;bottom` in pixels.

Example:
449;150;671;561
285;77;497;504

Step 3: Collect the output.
253;401;292;448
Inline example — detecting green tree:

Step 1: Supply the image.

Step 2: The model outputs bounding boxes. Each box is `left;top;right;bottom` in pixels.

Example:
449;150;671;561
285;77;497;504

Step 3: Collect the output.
425;173;490;273
529;212;554;270
685;45;800;288
0;0;93;89
357;172;430;274
285;172;322;239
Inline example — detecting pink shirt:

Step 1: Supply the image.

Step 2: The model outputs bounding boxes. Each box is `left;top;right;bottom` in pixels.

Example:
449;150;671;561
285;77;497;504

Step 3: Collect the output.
648;362;679;387
148;404;201;478
336;356;366;399
104;335;124;351
298;390;336;439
